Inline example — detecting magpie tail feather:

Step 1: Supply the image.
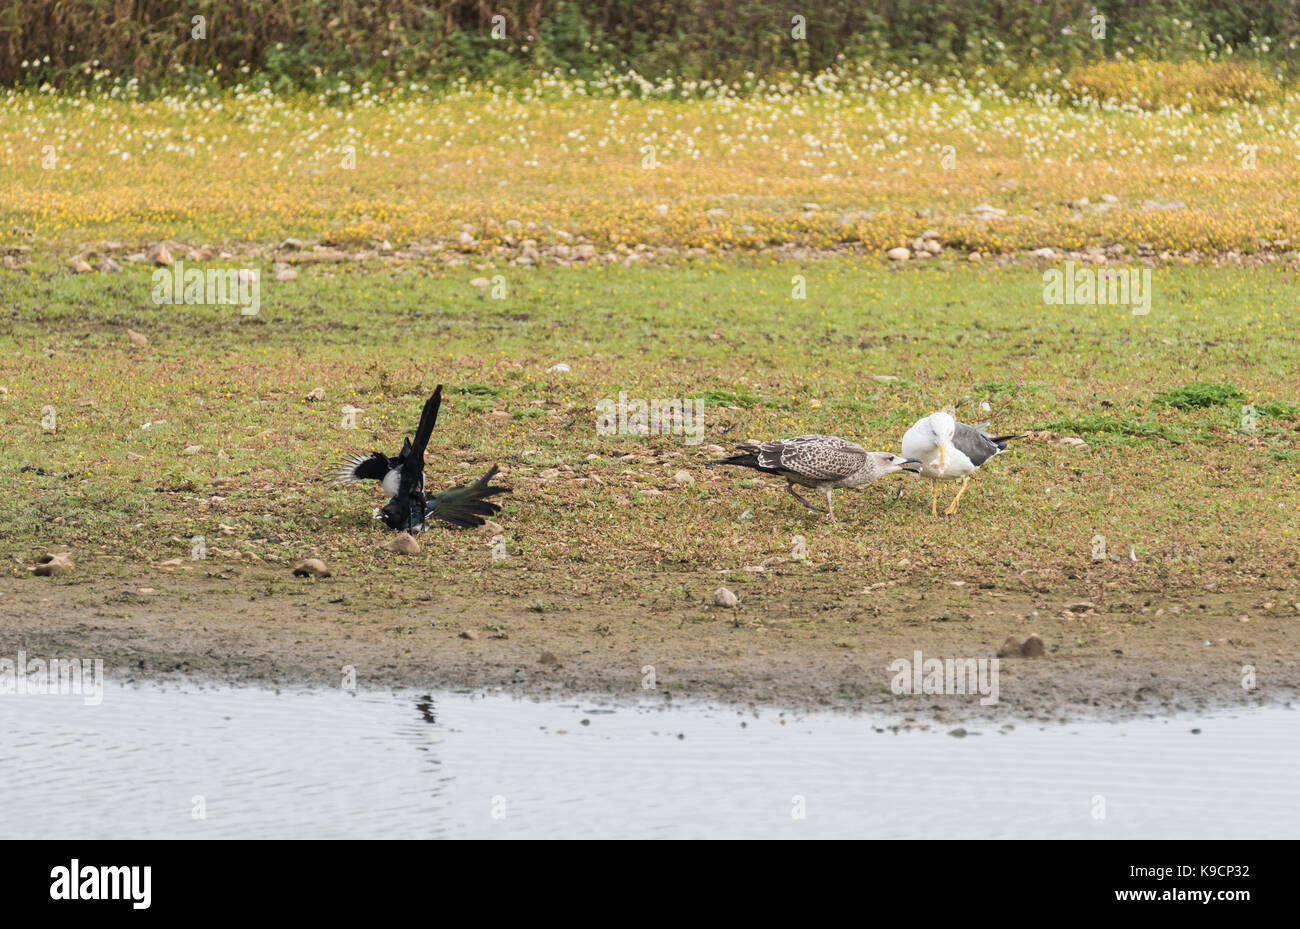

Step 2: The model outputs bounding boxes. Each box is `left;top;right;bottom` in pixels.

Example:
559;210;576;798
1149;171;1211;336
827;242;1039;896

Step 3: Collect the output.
427;464;511;529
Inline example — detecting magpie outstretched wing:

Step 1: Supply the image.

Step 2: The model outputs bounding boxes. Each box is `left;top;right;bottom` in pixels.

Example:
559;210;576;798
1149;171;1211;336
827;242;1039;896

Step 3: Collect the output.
333;451;399;485
397;384;442;498
334;385;442;494
377;385;443;530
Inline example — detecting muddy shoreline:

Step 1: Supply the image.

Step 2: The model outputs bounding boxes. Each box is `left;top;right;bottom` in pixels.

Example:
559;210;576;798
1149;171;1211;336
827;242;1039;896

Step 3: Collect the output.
3;566;1295;722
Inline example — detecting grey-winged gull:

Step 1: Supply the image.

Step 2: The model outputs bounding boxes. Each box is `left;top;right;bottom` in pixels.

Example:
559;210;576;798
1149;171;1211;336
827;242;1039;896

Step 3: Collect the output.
707;434;920;519
901;411;1022;516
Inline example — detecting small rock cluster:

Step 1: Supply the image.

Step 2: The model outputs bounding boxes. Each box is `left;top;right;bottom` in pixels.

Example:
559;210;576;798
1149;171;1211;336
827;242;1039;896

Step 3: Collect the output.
997;633;1046;658
30;551;73;576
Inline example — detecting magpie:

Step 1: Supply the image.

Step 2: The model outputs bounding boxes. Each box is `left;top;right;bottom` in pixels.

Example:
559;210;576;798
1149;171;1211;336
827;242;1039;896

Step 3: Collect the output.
377;464;511;532
334;385;443;497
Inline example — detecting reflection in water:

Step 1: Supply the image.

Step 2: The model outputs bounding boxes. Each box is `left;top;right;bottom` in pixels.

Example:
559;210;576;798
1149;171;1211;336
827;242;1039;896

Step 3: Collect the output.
415;696;437;726
1;681;1296;839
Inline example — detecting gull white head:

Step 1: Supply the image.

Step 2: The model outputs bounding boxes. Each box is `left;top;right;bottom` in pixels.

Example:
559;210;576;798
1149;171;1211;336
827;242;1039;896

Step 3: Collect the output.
927;411;956;472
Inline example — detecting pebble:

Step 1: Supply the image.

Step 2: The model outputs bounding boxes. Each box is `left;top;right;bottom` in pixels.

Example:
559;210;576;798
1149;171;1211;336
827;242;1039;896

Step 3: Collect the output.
886;246;911;261
382;533;421;555
292;558;331;578
713;587;739;608
31;552;73;576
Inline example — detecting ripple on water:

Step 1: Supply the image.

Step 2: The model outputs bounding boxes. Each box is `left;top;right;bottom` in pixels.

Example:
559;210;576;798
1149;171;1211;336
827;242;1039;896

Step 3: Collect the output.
0;682;1295;839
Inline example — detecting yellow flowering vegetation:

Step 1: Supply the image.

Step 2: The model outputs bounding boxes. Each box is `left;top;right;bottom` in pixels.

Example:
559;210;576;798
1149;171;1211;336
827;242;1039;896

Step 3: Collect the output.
2;64;1298;260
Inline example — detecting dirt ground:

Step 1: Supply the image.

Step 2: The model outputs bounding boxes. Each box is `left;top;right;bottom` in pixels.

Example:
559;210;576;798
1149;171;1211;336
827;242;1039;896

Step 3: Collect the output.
2;563;1295;723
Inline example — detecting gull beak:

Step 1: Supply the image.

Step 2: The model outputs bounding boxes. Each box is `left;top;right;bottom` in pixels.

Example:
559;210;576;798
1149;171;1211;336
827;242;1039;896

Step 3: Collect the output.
901;458;922;473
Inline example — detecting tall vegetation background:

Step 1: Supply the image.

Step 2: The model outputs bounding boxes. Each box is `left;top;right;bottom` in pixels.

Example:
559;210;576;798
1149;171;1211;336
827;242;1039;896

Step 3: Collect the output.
2;0;1298;92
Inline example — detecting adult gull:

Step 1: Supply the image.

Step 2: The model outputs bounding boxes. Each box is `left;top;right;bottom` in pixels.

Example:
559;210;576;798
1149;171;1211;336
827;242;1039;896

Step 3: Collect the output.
901;411;1022;516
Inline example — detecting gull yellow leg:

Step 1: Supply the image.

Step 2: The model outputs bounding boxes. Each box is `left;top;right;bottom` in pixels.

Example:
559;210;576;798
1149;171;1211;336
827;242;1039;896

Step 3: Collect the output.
930;482;939;517
944;476;971;516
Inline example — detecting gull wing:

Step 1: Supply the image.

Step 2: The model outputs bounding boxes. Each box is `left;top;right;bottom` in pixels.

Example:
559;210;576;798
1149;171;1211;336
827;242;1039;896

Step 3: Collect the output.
757;434;868;482
951;422;1003;468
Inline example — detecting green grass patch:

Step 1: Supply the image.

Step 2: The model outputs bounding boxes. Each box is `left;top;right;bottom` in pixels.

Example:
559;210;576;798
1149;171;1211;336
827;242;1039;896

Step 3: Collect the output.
1153;382;1245;410
692;388;758;408
1255;400;1300;419
1043;416;1183;444
2;259;1297;590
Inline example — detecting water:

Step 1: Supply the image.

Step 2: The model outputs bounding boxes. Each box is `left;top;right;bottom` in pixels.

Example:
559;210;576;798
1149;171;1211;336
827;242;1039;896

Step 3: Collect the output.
2;681;1296;839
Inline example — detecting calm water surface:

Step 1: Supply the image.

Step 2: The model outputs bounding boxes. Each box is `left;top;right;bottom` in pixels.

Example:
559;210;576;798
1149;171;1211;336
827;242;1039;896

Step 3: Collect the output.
2;681;1295;838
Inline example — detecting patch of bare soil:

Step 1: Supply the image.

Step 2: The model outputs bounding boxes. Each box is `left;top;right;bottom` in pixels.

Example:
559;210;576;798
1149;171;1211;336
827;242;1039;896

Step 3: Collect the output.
3;566;1295;722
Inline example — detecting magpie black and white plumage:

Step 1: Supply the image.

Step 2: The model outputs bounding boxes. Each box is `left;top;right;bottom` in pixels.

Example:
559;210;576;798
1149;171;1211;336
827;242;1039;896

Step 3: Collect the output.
333;385;443;497
338;384;509;532
377;464;511;532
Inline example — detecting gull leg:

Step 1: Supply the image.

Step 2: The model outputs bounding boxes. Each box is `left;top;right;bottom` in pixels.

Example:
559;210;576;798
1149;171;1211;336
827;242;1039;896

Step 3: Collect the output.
787;482;829;514
825;489;835;521
930;482;939;518
944;476;971;516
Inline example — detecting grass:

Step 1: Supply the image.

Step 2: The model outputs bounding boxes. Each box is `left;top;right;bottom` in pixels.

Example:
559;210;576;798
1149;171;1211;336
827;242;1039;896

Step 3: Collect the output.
1153;381;1246;409
4;66;1300;260
1040;415;1185;444
2;258;1297;595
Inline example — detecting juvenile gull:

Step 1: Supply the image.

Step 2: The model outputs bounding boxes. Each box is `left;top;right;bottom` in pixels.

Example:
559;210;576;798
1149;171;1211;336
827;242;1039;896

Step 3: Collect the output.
707;434;920;519
901;411;1022;516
